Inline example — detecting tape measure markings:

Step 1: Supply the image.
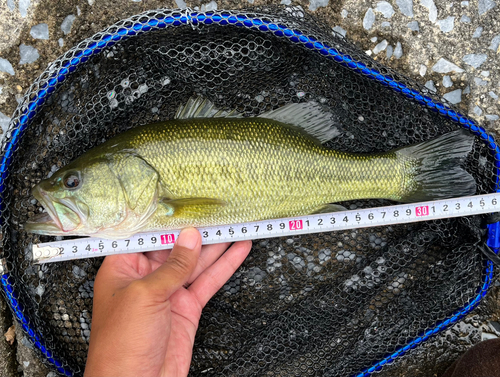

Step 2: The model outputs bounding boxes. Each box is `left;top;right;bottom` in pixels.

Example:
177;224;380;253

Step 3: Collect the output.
32;193;500;264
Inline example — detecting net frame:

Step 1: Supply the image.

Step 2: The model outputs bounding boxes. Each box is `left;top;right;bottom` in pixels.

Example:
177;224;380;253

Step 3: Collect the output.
0;7;498;377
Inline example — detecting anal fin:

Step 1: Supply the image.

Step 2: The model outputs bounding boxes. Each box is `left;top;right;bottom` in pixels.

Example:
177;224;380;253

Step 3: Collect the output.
312;203;347;214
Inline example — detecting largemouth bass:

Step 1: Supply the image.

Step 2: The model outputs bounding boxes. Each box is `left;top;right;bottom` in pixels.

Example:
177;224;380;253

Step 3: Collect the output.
25;98;476;239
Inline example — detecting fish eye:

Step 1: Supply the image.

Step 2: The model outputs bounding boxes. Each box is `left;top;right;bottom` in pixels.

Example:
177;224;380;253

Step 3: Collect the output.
63;173;81;190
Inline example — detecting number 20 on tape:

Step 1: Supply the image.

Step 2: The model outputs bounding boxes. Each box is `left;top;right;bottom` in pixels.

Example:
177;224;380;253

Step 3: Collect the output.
289;220;303;230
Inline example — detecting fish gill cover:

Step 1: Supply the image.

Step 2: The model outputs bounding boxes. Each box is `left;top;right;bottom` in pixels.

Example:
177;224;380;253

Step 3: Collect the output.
0;6;498;377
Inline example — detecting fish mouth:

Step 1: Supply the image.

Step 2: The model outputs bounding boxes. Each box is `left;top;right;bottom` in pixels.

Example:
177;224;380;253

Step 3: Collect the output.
25;186;87;235
24;212;67;235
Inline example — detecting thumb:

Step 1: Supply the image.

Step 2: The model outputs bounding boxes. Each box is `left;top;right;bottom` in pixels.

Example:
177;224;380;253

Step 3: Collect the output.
141;227;201;300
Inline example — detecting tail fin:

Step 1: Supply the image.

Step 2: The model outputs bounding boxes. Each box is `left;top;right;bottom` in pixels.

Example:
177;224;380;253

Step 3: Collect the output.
397;130;476;202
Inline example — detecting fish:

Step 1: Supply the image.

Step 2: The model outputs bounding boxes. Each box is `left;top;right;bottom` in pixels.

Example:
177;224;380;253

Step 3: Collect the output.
25;97;476;239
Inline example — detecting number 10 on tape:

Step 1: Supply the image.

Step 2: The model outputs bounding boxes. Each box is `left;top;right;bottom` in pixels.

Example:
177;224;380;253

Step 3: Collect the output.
32;193;500;264
161;234;176;244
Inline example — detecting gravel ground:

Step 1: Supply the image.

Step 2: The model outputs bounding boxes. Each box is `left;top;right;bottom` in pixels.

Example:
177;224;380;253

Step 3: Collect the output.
0;0;499;376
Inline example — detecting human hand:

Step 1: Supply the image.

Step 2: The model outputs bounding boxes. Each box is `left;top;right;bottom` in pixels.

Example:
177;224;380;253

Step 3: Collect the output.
84;227;252;377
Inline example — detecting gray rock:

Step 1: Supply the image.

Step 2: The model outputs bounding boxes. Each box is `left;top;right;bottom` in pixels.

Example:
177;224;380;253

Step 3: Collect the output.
474;77;488;86
371;37;378;42
407;20;419;31
375;1;394;18
394;41;403;58
0;57;15;75
36;285;44;296
463;53;487;68
443;89;462;104
7;0;15;11
61;14;76;35
421;0;437;23
419;64;427;76
474;105;483;116
432;58;464;73
30;23;49;40
481;70;490;77
0;112;10;137
19;0;30;17
201;1;218;11
58;38;64;47
363;8;375;30
460;15;471;23
472;26;484;38
461;0;469;5
373;40;388;54
437;16;455;33
19;44;39;65
482;332;498;340
463;85;471;94
381;21;391;27
341;9;348;18
489;35;500;51
486;114;500;121
332;26;347;37
386;45;393;58
175;0;187;8
489;91;498;99
281;0;291;4
396;0;413;17
15;324;51;377
425;80;437;92
489;321;500;334
21;336;34;350
443;75;453;87
309;0;329;11
478;0;496;15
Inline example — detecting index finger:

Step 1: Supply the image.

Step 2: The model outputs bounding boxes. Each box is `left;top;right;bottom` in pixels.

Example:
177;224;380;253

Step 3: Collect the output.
189;240;252;308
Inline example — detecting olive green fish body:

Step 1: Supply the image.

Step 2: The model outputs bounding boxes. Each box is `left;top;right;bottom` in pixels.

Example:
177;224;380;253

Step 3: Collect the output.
99;118;403;230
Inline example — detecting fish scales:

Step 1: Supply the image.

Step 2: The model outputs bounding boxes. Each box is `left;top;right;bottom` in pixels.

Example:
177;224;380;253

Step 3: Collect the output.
115;118;405;229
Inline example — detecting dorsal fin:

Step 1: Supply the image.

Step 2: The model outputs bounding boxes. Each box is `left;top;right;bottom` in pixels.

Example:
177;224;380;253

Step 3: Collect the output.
175;97;243;119
259;102;340;143
175;96;340;144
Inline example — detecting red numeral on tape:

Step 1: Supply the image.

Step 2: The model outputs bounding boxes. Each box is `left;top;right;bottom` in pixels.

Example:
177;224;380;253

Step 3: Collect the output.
289;220;303;230
161;234;176;244
415;206;429;217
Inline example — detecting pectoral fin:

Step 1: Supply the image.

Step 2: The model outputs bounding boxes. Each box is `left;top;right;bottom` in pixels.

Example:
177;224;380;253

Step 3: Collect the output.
159;198;226;219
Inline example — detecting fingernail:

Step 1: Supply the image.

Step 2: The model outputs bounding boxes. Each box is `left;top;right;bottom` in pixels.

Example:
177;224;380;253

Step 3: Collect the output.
177;228;200;249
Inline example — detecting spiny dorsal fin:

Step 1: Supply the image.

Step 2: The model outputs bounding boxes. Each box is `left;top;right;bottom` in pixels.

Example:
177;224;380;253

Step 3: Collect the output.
259;102;340;143
175;97;244;119
175;97;340;144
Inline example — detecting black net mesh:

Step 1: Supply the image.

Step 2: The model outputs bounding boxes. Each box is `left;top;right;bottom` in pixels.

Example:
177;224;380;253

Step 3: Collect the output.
0;6;498;377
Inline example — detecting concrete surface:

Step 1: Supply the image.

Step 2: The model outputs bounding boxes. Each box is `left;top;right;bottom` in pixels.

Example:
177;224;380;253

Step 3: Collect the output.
0;0;499;376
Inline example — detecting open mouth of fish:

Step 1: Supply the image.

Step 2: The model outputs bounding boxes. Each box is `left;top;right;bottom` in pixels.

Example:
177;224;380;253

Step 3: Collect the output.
24;187;85;235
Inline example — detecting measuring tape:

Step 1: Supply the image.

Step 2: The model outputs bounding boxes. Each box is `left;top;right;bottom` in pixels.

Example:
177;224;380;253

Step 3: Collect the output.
32;193;500;264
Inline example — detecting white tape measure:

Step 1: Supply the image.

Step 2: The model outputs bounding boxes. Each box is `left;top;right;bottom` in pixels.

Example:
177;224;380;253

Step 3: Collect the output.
32;193;500;264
